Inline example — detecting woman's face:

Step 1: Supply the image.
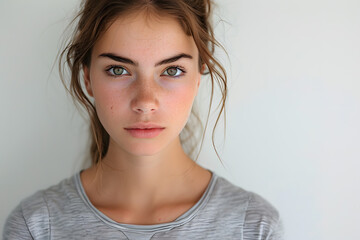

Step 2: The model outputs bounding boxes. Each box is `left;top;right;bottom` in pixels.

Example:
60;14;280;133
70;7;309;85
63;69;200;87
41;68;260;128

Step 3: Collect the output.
84;12;201;157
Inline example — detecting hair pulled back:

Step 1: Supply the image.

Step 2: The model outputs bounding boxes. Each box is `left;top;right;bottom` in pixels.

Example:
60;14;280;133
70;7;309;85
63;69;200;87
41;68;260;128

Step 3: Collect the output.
59;0;227;166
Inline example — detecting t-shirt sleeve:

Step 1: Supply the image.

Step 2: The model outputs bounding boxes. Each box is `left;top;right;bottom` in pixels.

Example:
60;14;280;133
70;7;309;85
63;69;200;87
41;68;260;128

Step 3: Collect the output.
267;217;284;240
3;204;33;240
3;191;50;240
243;192;284;240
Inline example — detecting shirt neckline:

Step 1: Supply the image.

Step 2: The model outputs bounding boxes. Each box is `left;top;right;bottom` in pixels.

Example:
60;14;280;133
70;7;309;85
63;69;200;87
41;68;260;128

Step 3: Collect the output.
74;169;218;233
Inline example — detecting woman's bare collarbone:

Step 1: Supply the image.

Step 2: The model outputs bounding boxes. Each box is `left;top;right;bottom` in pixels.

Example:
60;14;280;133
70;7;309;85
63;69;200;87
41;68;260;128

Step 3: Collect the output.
84;167;212;225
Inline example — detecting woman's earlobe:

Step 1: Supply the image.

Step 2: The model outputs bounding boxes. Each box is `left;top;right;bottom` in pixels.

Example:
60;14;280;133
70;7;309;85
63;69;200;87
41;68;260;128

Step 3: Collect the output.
83;66;93;97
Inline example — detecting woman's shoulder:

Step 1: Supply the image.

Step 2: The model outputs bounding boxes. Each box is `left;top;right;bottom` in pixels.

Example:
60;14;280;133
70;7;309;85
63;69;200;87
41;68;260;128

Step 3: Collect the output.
207;174;284;239
211;174;279;214
3;174;78;239
21;174;77;213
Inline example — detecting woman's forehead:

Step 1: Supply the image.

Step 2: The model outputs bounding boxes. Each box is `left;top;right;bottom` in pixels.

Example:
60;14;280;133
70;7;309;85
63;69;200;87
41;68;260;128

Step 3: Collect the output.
92;13;199;64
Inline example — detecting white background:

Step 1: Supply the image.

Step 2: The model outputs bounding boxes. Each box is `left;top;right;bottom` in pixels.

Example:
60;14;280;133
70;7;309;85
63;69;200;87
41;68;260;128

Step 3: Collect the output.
1;0;360;239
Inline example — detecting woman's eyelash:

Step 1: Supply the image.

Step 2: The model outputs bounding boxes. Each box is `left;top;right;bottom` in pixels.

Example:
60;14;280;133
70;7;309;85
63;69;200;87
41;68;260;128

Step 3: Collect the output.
105;65;129;77
169;65;186;73
162;65;187;77
105;65;121;72
104;65;187;77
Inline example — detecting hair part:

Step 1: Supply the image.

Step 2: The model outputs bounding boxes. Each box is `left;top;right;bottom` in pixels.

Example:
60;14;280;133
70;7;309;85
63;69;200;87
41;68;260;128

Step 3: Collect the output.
59;0;227;166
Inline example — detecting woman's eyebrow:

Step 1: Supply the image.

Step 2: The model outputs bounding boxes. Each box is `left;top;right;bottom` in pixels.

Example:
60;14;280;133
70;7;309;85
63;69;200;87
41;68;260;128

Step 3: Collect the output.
98;53;193;66
155;53;193;66
98;53;137;66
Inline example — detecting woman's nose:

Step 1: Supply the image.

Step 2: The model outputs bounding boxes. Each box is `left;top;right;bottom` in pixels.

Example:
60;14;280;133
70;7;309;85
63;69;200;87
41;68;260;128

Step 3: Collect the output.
130;80;159;114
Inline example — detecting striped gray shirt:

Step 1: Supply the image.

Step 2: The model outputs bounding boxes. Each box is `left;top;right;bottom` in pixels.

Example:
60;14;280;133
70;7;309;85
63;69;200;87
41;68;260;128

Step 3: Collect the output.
3;171;284;239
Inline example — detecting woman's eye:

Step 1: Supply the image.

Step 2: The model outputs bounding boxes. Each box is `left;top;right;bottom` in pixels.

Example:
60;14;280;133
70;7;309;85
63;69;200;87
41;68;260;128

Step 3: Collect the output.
162;67;184;77
107;66;129;76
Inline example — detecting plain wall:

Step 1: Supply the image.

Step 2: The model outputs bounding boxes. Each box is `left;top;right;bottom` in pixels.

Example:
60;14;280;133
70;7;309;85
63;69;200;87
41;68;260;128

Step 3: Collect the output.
1;0;359;239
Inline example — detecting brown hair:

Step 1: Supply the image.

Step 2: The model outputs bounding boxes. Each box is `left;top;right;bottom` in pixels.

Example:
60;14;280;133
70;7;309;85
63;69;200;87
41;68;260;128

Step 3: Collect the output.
59;0;227;166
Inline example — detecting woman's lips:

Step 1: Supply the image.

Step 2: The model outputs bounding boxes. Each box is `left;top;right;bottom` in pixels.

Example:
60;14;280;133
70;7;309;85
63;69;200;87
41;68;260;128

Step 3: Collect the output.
125;128;165;138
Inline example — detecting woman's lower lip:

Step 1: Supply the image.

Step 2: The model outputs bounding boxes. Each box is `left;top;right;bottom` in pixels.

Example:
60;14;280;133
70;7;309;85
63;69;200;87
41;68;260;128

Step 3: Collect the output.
125;128;164;138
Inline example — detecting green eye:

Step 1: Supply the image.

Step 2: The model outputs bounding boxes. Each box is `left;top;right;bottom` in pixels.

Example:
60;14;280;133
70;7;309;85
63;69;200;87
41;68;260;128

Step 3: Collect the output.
113;67;124;75
162;66;185;77
167;67;178;76
107;66;129;76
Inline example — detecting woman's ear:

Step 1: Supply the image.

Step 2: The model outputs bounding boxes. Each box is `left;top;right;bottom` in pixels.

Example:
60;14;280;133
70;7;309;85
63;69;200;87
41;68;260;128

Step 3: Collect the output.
195;69;203;96
200;63;206;75
83;65;93;97
194;64;206;94
197;73;201;89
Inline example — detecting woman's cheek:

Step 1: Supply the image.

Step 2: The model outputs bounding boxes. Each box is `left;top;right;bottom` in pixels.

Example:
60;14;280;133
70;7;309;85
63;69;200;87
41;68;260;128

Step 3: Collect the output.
93;87;121;126
169;87;197;120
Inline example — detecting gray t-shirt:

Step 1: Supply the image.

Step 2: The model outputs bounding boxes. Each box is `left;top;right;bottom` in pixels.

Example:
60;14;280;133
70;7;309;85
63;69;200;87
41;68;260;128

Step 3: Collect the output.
3;170;283;239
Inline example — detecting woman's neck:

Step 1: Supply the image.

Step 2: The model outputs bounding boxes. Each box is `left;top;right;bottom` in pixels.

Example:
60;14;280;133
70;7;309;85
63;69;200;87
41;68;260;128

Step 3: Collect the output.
80;137;209;215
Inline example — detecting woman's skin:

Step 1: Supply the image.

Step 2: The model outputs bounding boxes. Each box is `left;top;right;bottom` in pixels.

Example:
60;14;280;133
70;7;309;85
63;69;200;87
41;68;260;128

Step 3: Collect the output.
80;10;212;225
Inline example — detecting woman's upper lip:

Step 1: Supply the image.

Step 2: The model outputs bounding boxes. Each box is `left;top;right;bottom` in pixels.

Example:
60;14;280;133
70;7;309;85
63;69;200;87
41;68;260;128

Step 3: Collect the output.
124;123;165;129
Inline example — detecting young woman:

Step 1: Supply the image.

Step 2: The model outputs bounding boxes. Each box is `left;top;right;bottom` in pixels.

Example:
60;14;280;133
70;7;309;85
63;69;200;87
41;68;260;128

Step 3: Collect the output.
4;0;283;239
